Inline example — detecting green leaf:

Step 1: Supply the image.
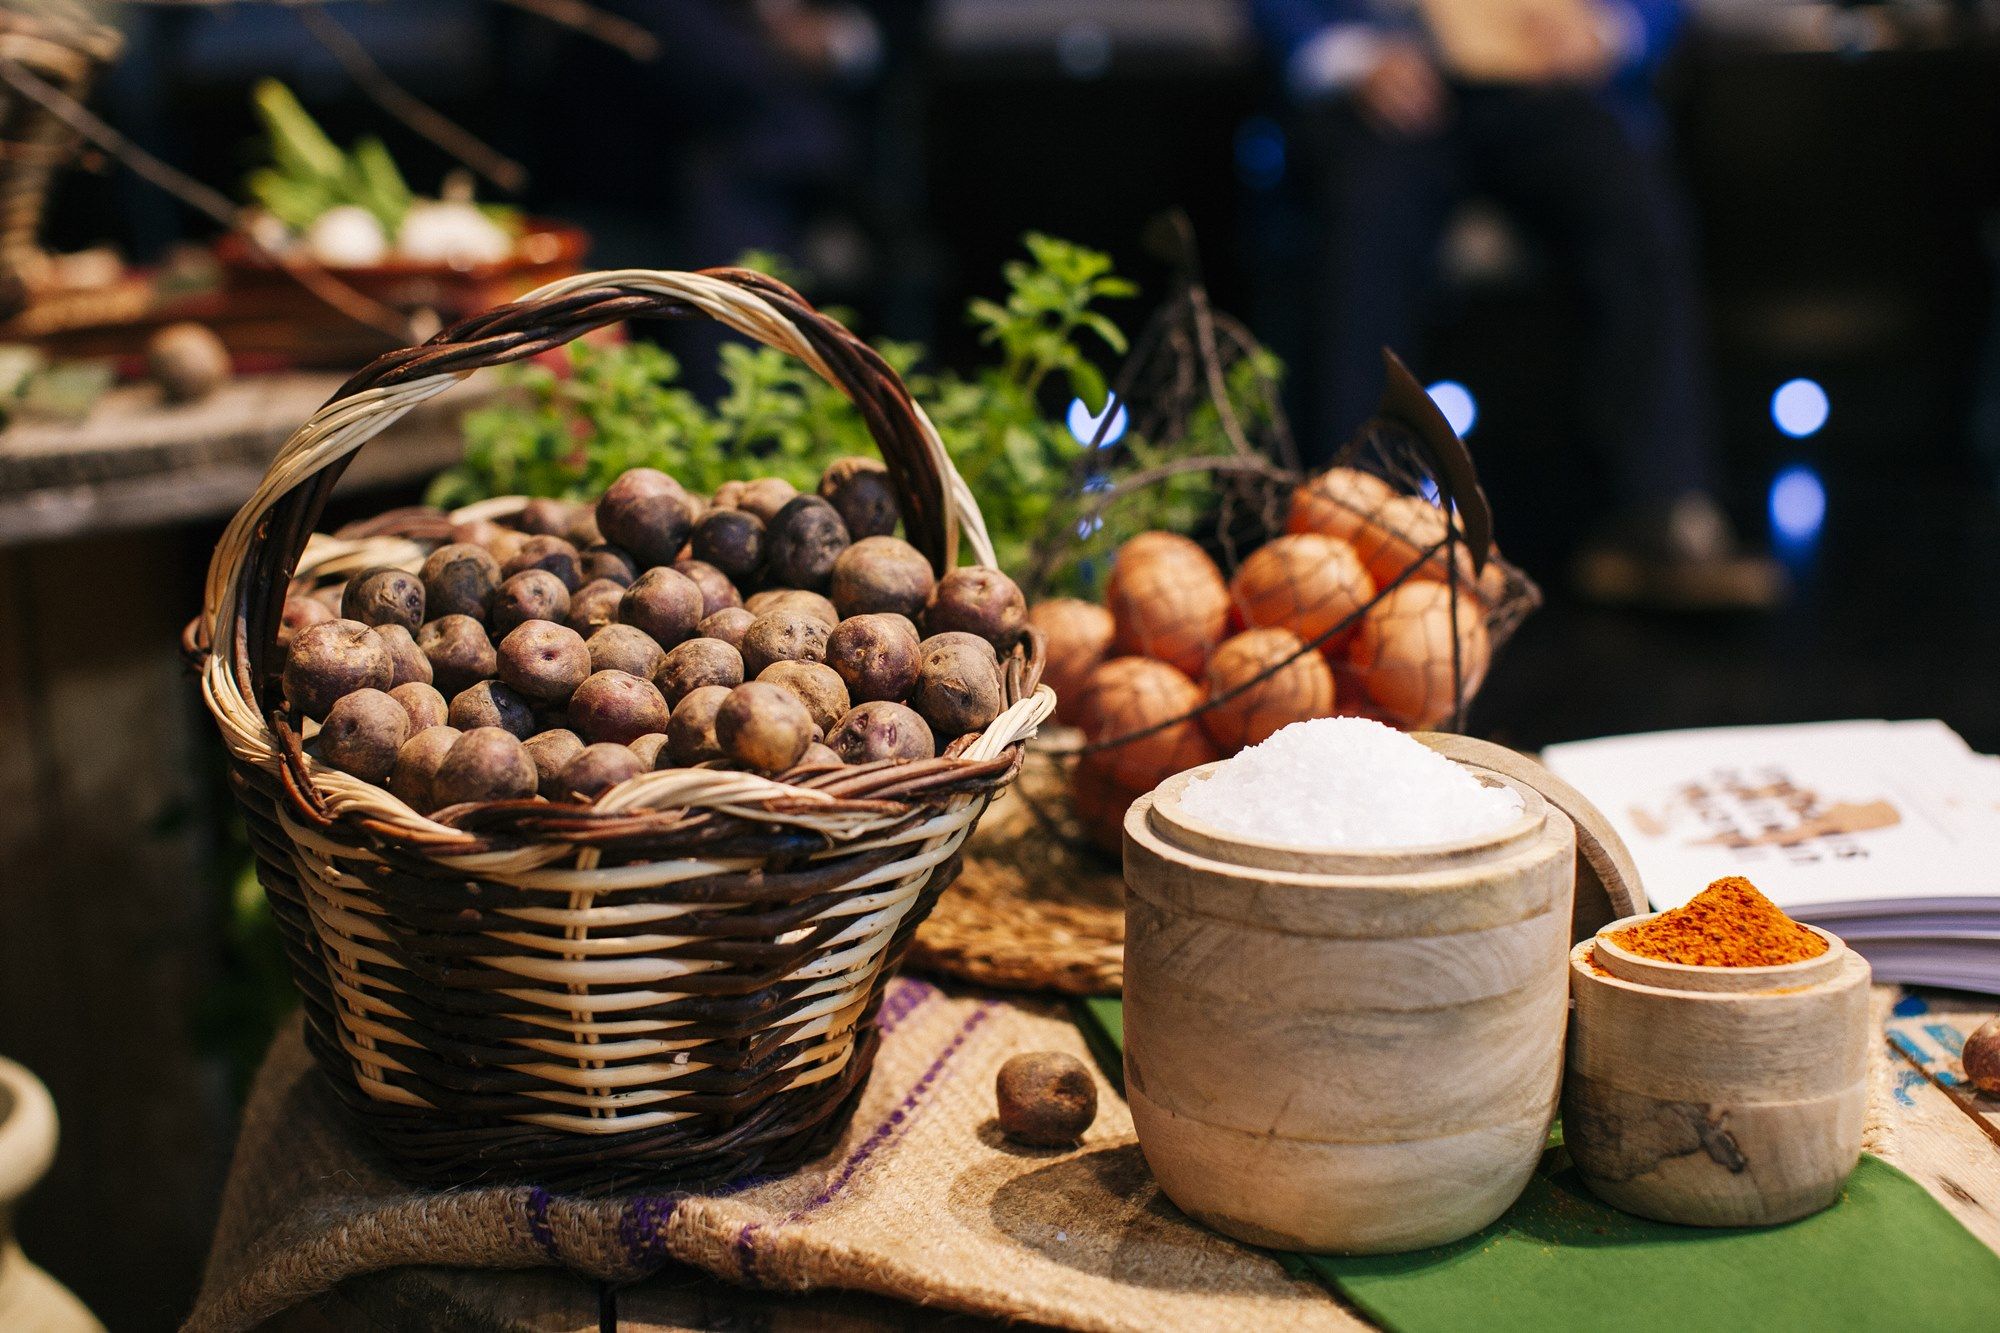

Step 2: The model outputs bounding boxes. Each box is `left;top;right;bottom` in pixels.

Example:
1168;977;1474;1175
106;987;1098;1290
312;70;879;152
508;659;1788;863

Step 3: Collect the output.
1068;359;1109;416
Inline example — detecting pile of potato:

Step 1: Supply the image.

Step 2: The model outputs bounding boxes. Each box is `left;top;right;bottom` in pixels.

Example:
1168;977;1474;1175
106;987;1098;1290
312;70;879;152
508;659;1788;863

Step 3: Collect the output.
276;458;1027;814
1029;466;1499;849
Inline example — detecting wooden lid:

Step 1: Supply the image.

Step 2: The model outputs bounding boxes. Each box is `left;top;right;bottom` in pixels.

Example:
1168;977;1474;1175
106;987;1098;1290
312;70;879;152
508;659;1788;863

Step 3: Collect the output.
1415;733;1647;942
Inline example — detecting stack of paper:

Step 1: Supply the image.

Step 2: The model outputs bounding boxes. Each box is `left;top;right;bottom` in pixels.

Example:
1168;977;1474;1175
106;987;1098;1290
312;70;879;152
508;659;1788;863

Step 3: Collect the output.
1542;721;2000;993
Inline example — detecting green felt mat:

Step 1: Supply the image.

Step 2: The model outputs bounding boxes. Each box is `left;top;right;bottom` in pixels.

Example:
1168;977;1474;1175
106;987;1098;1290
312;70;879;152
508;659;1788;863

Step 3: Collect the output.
1077;998;2000;1331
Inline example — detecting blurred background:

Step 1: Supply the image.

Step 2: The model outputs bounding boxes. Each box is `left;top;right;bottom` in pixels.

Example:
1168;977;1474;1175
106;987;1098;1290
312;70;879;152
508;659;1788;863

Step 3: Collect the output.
0;0;1996;1325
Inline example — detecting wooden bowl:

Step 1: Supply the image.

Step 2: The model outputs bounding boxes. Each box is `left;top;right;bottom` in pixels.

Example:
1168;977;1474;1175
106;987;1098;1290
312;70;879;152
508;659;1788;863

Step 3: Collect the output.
1121;760;1576;1253
1564;915;1872;1227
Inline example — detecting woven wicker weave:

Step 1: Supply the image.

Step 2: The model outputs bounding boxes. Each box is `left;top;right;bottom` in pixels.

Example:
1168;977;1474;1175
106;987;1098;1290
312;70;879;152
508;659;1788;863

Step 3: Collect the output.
0;11;120;314
193;268;1054;1191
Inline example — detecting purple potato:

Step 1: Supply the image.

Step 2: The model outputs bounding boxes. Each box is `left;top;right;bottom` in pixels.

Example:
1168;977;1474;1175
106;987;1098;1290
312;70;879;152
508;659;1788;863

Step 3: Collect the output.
490;569;571;636
316;688;411;781
523;728;585;798
925;567;1026;648
672;557;744;618
596;468;694;567
619;567;704;647
763;495;850;592
655;637;745;706
714;682;814;771
388;724;461;811
565;577;627;636
697;606;756;649
826;701;935;763
818;456;899;539
580;544;639;587
503;534;585;592
739;610;831;678
431;726;538;806
420;543;501;622
560;742;646;801
690;508;765;587
417;614;497;696
496;620;592;704
447;680;536;738
757;660;850;735
586;623;667;680
389;681;449;732
342;565;425;633
370;624;433;688
666;685;731;765
283;619;393;721
825;613;921;703
568;669;670;744
829;536;935;620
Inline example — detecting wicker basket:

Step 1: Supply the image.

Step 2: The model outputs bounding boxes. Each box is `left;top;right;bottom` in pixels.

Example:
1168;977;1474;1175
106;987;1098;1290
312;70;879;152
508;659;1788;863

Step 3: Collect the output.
192;268;1054;1192
0;10;121;315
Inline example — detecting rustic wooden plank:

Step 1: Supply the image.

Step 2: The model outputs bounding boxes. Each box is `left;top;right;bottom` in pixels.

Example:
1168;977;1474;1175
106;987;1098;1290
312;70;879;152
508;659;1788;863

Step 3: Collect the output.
0;371;494;547
1878;990;2000;1251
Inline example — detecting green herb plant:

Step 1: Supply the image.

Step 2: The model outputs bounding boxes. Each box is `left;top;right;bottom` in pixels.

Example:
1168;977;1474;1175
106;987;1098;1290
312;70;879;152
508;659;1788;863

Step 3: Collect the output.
429;234;1275;594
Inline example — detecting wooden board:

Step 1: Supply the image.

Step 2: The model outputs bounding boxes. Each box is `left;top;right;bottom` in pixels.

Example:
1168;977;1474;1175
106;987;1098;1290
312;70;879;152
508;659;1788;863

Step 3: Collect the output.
0;371;493;547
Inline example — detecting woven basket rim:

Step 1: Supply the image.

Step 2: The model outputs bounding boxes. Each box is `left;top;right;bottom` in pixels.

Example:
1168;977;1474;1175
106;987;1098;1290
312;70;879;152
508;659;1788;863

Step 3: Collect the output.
195;267;1054;866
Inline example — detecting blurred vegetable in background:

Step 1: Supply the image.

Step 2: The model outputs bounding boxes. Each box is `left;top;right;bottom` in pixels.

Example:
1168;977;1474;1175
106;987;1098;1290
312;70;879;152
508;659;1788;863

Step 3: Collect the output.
245;79;518;268
247;79;414;238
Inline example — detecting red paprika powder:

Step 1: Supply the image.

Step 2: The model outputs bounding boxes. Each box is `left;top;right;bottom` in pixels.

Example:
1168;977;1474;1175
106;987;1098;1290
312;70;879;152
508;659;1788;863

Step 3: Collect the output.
1609;876;1828;968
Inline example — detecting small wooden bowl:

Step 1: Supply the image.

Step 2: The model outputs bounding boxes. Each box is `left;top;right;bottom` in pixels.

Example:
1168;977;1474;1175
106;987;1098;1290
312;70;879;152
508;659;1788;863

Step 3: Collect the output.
1564;914;1872;1227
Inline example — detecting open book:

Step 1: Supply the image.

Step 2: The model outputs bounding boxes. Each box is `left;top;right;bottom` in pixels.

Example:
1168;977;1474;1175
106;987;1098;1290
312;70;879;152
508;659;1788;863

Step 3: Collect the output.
1542;720;2000;993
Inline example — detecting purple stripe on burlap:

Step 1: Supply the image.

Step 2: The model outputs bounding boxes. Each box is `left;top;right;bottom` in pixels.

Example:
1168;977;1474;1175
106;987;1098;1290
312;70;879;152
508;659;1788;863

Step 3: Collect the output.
587;979;946;1273
876;975;937;1034
525;1187;559;1260
733;999;996;1284
617;1190;688;1267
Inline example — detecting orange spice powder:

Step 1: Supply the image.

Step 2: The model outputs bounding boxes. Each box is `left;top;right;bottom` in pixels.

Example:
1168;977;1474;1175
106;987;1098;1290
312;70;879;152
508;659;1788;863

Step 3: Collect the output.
1608;876;1828;967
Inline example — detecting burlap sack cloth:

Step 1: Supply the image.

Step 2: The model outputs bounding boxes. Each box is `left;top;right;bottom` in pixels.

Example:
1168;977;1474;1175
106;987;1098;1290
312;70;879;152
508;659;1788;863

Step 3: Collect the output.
187;977;1361;1332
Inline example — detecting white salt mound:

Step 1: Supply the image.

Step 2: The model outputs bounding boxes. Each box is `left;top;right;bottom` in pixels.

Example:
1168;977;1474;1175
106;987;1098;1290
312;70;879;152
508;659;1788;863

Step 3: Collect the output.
1174;717;1524;849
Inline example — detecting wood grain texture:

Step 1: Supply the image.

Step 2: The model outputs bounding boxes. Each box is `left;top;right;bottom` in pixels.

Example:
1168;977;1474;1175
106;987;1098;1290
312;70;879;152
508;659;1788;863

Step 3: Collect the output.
0;373;489;548
1129;1083;1552;1254
1122;772;1574;1253
1568;943;1873;1101
1414;732;1648;937
1565;939;1873;1226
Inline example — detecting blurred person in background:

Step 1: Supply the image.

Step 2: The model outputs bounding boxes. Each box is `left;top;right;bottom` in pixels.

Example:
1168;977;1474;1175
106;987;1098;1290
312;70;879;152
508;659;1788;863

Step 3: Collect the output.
527;0;884;394
1253;0;1784;610
531;0;880;269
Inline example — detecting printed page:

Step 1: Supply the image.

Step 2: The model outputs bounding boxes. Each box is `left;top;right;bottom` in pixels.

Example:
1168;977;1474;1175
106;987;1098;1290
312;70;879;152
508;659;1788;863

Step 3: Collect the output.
1543;721;2000;912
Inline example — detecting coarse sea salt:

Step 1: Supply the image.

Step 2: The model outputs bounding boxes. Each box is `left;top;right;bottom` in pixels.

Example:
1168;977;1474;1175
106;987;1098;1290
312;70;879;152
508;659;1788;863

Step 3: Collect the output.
1173;717;1524;849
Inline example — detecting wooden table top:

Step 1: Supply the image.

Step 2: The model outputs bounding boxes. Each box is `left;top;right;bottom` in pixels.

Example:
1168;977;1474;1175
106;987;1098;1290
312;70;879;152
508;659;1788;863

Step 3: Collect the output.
0;371;492;548
260;983;2000;1333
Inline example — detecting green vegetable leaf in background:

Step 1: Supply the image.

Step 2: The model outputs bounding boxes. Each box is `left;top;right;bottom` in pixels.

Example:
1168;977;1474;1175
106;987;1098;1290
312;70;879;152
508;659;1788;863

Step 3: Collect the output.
430;234;1278;596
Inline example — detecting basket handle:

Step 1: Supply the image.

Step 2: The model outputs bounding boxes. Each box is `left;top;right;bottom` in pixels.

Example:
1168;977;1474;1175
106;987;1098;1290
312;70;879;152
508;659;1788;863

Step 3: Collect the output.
202;267;994;720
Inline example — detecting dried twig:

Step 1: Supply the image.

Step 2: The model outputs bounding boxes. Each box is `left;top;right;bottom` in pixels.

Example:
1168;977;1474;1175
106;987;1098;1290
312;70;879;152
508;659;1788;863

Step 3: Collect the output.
295;3;528;193
125;0;660;61
487;0;660;60
0;50;418;340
